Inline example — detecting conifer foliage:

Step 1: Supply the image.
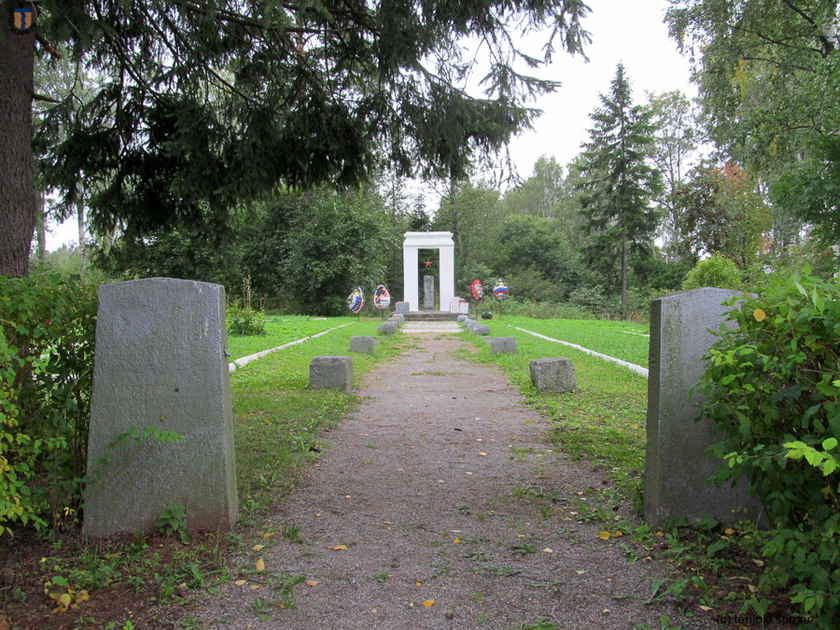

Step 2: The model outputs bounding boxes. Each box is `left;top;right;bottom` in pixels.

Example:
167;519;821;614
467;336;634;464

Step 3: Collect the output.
575;63;661;314
0;0;592;277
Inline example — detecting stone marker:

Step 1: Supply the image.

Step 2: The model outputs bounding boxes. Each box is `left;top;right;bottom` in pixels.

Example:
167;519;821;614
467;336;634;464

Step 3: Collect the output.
472;324;491;336
309;356;354;392
529;357;576;393
85;278;238;537
395;301;410;314
390;313;405;326
350;336;376;354
378;321;399;335
423;274;435;310
490;337;517;354
645;288;763;526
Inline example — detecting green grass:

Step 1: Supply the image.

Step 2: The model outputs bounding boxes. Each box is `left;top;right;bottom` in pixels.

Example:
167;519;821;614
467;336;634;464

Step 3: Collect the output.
470;318;649;503
226;315;362;360
229;317;403;521
497;316;650;367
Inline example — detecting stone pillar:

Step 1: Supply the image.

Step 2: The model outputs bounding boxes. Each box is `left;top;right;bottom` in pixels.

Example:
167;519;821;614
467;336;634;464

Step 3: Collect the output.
423;275;435;310
644;288;762;525
402;242;419;313
85;278;238;537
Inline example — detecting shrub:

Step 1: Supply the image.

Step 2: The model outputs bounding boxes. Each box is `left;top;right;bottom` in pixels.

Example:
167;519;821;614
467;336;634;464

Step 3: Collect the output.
681;252;743;290
226;304;267;337
1;272;97;536
699;270;840;628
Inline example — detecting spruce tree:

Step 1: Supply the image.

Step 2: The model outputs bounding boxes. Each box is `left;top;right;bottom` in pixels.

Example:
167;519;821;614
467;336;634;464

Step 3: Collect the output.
576;63;661;314
0;0;592;277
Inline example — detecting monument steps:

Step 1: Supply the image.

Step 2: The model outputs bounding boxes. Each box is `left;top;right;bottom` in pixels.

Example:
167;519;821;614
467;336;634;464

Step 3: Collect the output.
401;311;461;321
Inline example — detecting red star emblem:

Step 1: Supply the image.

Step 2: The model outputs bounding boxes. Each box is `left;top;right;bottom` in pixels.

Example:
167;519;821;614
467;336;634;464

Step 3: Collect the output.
424;259;433;268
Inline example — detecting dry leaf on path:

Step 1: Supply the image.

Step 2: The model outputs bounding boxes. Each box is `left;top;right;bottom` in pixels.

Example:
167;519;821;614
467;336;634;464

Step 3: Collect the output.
422;599;435;607
255;558;265;572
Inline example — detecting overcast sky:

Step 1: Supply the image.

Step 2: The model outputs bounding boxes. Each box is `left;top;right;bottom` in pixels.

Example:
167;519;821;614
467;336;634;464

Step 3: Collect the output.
506;0;696;177
45;0;696;250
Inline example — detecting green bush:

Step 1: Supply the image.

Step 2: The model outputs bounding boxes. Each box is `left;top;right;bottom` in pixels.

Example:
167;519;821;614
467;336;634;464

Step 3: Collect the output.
699;270;840;628
681;252;743;290
226;304;267;337
1;272;97;536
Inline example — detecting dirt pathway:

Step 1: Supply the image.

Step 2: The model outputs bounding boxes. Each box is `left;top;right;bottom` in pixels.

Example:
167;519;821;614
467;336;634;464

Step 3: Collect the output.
193;333;715;630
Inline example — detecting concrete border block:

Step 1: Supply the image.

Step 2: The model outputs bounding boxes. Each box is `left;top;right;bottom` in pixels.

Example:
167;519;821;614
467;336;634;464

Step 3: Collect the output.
378;321;399;335
350;336;376;354
490;337;517;354
310;356;353;391
472;324;491;336
529;357;576;393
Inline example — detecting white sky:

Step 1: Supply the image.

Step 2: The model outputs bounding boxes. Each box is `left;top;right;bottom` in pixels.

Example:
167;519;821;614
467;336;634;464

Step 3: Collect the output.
44;0;695;251
506;0;696;176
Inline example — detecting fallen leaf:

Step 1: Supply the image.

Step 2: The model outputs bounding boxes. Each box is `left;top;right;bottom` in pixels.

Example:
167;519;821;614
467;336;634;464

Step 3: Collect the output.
263;532;275;540
752;559;765;567
699;605;714;612
234;580;247;586
724;527;736;536
599;531;611;540
333;544;347;551
575;570;586;575
602;609;611;614
754;308;766;322
306;580;319;586
614;530;624;537
250;585;261;591
371;609;377;613
478;452;487;456
748;584;757;593
252;544;265;551
422;599;435;607
542;548;554;554
415;581;422;586
255;558;265;572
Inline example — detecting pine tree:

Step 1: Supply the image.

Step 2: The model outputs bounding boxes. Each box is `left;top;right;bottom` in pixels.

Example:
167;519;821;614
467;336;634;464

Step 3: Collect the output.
0;0;592;277
576;63;661;314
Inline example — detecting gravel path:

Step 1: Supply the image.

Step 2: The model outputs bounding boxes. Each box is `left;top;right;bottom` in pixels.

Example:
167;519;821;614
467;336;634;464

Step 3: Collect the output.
193;332;716;630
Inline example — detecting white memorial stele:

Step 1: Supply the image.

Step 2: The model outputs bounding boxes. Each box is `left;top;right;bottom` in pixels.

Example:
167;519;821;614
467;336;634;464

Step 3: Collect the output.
402;232;455;312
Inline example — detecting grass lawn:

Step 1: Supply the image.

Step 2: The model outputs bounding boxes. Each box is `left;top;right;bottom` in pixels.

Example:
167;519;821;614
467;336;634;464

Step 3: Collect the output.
226;315;368;360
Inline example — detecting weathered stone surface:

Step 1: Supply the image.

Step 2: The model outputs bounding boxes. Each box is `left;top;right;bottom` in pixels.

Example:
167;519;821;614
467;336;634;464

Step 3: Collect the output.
645;288;763;526
378;321;399;335
350;336;377;354
529;357;576;393
490;337;517;354
310;356;354;392
423;275;435;310
85;278;238;537
472;324;491;336
395;301;410;314
390;314;404;327
457;314;469;323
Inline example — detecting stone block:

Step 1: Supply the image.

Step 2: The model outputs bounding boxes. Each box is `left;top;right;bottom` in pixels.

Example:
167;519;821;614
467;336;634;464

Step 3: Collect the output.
457;314;469;323
490;337;517;354
645;288;763;526
472;324;491;336
529;357;576;393
85;278;238;537
390;314;404;327
310;356;354;392
378;321;399;335
395;301;410;314
350;336;376;354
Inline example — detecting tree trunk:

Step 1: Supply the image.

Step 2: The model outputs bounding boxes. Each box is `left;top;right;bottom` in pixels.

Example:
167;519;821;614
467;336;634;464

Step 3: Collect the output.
77;199;87;277
0;23;37;278
35;195;47;263
620;231;628;316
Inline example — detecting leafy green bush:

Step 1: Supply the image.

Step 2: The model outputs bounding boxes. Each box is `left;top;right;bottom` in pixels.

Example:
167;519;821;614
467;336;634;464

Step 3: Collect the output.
681;252;743;290
226;304;267;337
1;272;97;536
699;270;840;628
